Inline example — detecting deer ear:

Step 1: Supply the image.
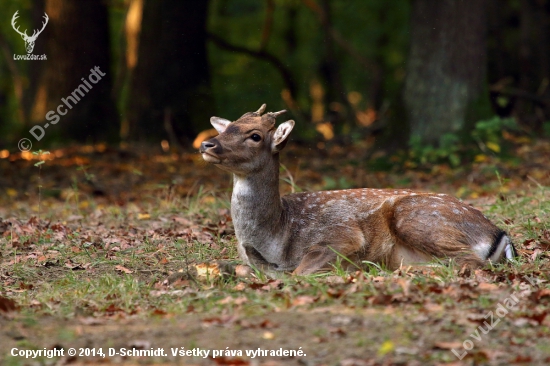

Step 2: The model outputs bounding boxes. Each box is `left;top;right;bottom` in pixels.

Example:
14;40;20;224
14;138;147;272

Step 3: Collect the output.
271;120;295;153
210;117;231;134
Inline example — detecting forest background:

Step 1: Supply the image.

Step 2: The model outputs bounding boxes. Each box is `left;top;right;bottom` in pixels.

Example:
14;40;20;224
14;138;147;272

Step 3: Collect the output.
1;0;549;163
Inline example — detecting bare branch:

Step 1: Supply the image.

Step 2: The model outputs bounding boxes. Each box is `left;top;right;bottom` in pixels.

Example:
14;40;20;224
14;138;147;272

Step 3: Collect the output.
207;32;298;99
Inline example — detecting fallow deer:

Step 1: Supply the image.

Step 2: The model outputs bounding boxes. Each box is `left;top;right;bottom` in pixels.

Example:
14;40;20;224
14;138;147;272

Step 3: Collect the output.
200;104;516;275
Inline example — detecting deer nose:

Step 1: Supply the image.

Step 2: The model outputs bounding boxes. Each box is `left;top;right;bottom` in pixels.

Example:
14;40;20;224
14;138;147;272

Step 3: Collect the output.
200;140;216;153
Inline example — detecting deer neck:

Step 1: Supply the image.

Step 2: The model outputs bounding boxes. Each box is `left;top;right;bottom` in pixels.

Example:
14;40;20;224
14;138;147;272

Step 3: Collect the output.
231;155;284;239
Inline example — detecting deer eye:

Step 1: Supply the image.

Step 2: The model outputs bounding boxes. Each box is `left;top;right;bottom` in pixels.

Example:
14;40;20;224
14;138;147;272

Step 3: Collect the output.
250;134;262;142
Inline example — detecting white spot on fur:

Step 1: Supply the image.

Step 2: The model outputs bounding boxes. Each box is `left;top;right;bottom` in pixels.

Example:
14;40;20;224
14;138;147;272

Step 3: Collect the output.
473;241;490;258
233;177;252;197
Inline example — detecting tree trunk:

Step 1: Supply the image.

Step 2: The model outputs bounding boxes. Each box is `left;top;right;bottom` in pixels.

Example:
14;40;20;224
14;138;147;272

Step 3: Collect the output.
516;0;550;129
404;0;489;146
31;0;118;143
318;0;354;134
126;0;212;145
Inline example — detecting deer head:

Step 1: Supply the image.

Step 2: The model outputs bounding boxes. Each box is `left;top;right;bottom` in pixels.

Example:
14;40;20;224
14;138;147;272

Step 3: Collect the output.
200;104;294;175
11;11;49;54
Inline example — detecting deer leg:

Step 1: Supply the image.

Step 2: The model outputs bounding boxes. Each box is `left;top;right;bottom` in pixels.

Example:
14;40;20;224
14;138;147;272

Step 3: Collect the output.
292;245;340;275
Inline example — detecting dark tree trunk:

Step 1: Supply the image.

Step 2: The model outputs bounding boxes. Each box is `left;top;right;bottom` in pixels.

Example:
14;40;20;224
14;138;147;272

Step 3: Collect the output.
24;0;47;124
404;0;489;145
317;0;354;133
516;0;550;129
31;0;118;143
126;0;212;145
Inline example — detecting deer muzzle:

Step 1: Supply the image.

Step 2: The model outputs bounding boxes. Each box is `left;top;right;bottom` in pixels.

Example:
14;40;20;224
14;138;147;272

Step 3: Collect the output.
200;139;222;164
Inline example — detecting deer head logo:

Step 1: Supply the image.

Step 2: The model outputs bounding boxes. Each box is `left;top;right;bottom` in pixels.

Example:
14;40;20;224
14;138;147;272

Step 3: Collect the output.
11;11;49;54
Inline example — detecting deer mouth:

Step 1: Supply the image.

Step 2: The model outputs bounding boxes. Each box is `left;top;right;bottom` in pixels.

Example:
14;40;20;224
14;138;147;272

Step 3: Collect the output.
201;152;222;164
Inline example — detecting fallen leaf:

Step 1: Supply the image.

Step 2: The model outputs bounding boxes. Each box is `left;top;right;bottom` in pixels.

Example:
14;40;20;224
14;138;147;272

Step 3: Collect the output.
524;312;548;325
151;308;168;316
369;294;393;305
233;282;246;291
115;265;133;274
0;296;18;312
292;295;316;306
478;282;498;291
434;341;463;350
194;263;221;278
378;340;395;356
536;289;550;299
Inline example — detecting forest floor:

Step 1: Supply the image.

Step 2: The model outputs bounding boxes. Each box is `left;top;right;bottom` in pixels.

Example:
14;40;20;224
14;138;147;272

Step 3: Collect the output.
1;139;550;366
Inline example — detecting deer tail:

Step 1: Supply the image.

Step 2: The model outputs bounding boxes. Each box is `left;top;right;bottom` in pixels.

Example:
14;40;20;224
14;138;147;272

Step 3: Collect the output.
486;231;517;262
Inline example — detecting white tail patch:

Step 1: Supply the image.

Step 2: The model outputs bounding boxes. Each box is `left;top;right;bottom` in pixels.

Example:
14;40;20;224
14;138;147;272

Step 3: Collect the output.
488;234;513;262
473;242;490;259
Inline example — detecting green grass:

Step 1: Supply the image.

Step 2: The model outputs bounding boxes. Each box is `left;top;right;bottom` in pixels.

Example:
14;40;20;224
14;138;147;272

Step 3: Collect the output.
2;178;550;365
2;184;550;318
